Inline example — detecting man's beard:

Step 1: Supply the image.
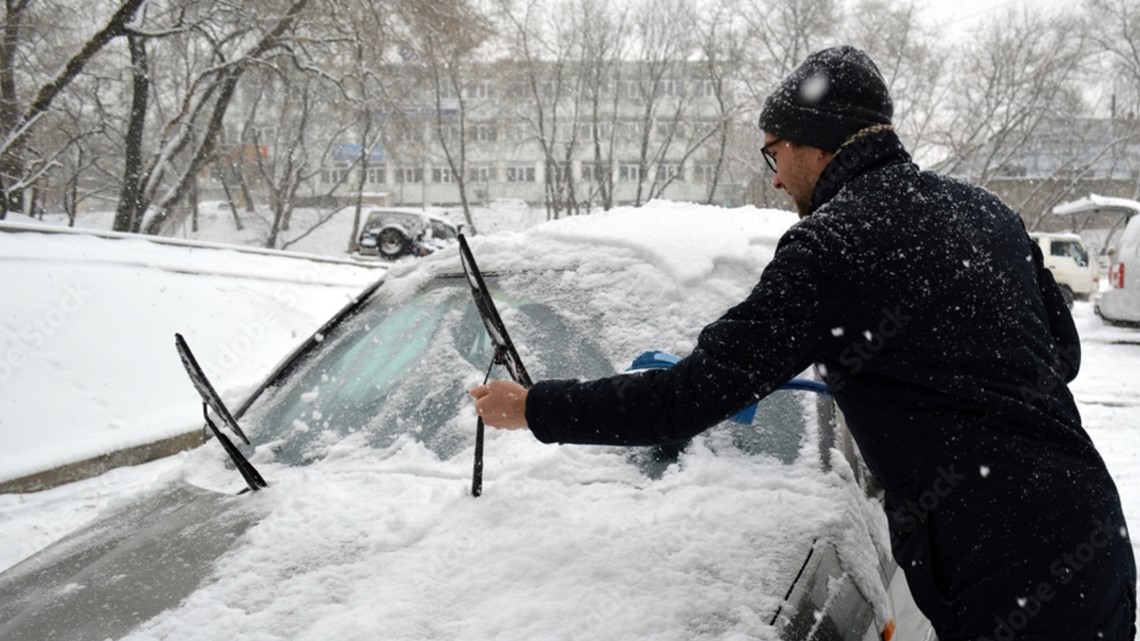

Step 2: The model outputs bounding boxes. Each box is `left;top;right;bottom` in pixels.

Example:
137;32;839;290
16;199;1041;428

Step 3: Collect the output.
793;193;812;218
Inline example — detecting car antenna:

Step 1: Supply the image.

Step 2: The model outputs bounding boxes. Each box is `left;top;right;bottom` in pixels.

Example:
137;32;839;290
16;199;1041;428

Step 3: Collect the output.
174;333;268;494
458;234;533;497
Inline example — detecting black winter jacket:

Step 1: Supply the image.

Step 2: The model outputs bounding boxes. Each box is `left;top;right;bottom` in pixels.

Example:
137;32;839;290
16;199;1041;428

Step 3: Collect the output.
525;129;1136;641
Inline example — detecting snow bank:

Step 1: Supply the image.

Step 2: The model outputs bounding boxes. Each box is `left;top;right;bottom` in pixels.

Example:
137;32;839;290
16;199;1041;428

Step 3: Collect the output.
0;228;380;483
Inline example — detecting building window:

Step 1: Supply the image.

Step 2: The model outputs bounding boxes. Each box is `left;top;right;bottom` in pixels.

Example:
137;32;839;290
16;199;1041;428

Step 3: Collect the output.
656;164;683;182
432;167;454;183
619;80;642;101
619;163;642;183
547;162;571;182
618;120;641;142
436;82;459;100
464;81;496;99
395;166;423;183
437;125;461;142
693;79;718;98
506;166;536;182
365;165;386;184
581;162;610;182
249;126;276;143
390;125;422;143
320;167;351;185
692;164;716;184
468;165;497;183
504;125;529;143
469;124;497;143
657;78;684;96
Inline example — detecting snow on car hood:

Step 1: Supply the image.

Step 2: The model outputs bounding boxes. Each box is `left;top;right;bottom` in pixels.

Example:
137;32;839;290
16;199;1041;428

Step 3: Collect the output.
125;432;881;641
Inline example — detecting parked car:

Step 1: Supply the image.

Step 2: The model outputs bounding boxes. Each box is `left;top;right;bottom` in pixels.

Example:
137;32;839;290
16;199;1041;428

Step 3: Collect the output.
355;208;460;259
1028;232;1099;307
1051;193;1140;325
1100;211;1140;325
0;206;932;641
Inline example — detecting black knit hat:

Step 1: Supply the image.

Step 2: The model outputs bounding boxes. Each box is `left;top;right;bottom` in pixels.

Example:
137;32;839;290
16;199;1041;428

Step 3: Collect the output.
758;45;893;152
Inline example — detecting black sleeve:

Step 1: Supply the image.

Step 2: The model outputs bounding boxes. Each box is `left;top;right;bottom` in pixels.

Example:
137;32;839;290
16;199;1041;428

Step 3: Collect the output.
525;224;832;446
1027;233;1081;382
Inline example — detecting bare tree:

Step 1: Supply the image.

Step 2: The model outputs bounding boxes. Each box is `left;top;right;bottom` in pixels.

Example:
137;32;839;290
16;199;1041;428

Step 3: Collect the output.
400;0;489;233
1088;0;1140;118
138;0;312;235
847;0;948;164
0;0;146;217
573;0;627;211
619;0;695;206
738;0;840;102
933;7;1090;184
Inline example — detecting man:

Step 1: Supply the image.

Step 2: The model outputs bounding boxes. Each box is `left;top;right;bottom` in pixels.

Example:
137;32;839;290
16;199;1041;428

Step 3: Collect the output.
471;46;1135;640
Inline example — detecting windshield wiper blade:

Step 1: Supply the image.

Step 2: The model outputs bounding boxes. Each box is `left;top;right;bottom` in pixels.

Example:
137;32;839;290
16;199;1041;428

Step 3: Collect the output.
175;333;267;493
458;234;532;498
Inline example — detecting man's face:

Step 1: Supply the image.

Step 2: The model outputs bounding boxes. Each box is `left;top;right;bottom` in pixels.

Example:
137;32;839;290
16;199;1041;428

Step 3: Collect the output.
763;133;831;218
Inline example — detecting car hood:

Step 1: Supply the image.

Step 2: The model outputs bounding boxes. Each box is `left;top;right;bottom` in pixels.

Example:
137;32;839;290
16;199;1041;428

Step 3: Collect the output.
0;481;261;641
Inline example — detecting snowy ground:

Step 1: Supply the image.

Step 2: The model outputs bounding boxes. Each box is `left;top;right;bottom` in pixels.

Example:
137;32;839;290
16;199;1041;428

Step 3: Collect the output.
0;226;382;483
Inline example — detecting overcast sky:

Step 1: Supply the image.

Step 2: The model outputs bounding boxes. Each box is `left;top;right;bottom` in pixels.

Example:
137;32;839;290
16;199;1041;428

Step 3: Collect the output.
919;0;1074;39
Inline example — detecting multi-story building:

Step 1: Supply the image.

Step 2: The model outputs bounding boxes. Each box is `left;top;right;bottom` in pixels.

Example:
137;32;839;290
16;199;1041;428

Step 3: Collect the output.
305;61;745;211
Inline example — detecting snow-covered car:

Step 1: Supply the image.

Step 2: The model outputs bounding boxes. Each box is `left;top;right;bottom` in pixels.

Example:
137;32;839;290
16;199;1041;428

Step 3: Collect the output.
355;208;460;260
0;205;932;641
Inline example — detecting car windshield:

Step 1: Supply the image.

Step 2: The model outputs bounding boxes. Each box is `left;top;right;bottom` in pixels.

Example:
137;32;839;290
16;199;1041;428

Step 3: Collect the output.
240;274;614;465
239;272;823;471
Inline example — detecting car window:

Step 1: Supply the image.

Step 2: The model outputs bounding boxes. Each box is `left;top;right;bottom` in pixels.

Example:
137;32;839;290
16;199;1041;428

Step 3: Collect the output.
431;220;457;240
1050;240;1089;267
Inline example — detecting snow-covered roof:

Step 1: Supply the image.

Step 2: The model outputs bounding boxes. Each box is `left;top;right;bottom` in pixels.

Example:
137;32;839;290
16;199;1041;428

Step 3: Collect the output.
1052;193;1140;217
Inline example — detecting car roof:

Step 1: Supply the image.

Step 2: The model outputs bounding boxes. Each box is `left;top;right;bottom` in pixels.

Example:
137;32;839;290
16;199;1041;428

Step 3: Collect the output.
411;203;796;286
1029;231;1083;241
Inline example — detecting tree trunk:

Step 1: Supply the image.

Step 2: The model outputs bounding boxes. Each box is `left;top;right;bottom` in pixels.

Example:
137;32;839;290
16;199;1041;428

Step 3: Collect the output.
114;33;149;233
0;0;27;217
216;161;244;231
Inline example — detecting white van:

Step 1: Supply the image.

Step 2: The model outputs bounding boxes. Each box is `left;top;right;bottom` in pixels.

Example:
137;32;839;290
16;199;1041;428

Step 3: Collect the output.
1028;232;1099;307
1098;214;1140;325
1051;193;1140;325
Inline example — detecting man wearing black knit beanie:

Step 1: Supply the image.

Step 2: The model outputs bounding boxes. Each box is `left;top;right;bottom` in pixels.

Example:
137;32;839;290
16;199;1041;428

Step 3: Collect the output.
474;46;1136;641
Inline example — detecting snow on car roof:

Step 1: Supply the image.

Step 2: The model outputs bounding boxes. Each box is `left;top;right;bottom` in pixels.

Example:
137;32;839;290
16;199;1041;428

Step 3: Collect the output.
379;202;800;358
469;201;796;285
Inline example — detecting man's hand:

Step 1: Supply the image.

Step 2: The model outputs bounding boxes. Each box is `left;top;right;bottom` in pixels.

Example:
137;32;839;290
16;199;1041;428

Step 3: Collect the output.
469;380;529;429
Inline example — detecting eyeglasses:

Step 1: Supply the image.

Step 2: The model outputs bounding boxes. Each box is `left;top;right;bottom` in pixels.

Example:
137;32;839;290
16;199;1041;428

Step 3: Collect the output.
761;139;784;172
